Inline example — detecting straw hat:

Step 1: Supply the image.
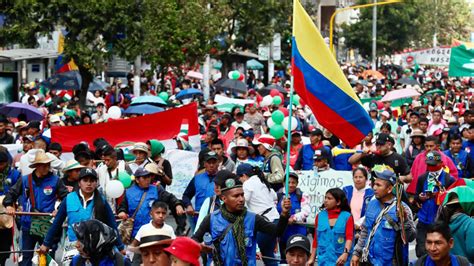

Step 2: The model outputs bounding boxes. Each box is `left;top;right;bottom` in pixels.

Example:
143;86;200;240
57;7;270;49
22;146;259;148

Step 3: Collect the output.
129;227;174;253
144;162;159;176
29;150;54;168
62;159;86;173
132;142;150;154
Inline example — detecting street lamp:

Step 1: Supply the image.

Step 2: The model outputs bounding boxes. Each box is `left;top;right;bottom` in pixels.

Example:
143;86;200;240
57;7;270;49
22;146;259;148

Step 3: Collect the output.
329;0;402;59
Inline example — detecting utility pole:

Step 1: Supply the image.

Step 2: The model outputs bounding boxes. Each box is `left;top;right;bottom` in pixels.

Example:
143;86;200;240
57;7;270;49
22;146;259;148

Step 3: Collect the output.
371;0;377;70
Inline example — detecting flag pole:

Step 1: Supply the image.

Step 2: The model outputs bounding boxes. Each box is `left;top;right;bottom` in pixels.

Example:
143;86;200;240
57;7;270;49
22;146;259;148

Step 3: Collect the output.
284;77;295;197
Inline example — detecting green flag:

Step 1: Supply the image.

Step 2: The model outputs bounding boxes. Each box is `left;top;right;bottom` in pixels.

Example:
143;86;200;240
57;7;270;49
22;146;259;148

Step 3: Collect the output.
449;44;474;77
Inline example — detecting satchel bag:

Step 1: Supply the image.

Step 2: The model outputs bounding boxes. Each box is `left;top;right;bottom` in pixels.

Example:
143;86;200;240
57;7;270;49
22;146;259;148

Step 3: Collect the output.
27;175;52;238
118;191;147;245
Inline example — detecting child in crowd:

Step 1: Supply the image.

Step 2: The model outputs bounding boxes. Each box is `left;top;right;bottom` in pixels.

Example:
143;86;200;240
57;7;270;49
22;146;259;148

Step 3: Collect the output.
277;172;310;261
308;188;354;266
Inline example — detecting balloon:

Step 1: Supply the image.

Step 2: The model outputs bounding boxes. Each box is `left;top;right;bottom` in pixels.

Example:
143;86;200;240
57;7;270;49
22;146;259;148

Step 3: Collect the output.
282;116;298;131
227;71;234;79
270;124;285;139
278;92;284;100
278;107;289;117
158;92;169;102
272;95;282;106
271;110;284;124
118;172;132;188
105;180;124;199
261;95;273;107
238;73;245;81
292;95;300;106
232;71;240;80
107;106;122;119
267;117;276;128
270;89;280;97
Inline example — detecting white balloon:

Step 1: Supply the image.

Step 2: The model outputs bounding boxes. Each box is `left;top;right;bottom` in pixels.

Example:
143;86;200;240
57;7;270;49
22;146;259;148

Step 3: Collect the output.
282;116;298;131
261;95;273;107
227;71;234;79
106;180;125;199
267;117;276;128
108;106;122;119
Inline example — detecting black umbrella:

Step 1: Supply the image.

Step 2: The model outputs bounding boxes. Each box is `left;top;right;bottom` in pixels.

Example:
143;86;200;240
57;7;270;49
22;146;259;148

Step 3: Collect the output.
396;77;421;86
215;78;247;94
258;84;288;96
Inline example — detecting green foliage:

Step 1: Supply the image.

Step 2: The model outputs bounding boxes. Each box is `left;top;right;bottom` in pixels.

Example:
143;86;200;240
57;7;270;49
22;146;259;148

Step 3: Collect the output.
342;0;472;58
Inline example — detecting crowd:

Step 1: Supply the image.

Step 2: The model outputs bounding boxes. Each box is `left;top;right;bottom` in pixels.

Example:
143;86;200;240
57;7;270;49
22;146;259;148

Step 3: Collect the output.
0;64;472;266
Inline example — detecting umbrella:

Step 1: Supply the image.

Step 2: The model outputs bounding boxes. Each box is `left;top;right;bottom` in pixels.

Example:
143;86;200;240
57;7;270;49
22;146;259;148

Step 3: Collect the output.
396;77;421;86
176;88;203;100
381;88;420;102
130;96;167;107
215;78;247;94
246;59;264;70
41;71;82;90
0;102;44;121
88;78;110;91
259;84;287;96
423;89;445;96
361;70;385;80
186;71;203;80
124;104;164;115
214;103;243;113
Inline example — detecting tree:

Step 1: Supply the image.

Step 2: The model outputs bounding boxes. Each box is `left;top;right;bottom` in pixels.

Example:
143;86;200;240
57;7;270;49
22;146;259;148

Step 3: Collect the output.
341;0;472;59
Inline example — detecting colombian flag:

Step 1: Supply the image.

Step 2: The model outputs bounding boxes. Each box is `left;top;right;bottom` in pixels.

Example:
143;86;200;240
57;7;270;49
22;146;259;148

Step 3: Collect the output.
291;0;374;147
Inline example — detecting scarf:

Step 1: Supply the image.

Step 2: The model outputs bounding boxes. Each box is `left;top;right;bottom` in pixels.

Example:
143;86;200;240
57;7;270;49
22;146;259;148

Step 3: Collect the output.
424;254;460;266
220;205;248;266
0;166;8;192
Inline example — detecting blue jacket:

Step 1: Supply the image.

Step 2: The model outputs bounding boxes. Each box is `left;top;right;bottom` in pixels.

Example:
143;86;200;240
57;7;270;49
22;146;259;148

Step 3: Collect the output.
125;184;159;238
317;210;351;266
364;199;408;265
462;140;474;163
343;186;374;218
66;192;94;241
333;145;353;171
416;171;454;225
296;144;332;170
71;254;131;266
210;210;257;266
20;173;59;230
277;189;306;243
182;171;216;212
0;168;20;196
444;150;470;178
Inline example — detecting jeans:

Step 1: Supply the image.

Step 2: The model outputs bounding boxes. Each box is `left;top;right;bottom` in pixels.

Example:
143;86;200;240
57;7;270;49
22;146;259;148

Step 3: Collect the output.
20;230;44;266
0;228;13;265
257;219;278;266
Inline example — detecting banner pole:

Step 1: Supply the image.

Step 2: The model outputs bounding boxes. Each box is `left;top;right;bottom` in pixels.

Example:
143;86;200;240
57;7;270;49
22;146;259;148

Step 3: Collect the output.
284;76;295;197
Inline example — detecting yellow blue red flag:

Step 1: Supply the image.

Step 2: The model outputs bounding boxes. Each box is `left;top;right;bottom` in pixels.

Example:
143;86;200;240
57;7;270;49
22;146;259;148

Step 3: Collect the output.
292;0;374;147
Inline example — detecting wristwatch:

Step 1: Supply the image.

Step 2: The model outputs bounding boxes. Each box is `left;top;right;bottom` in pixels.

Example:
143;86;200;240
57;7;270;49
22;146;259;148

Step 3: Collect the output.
343;248;349;254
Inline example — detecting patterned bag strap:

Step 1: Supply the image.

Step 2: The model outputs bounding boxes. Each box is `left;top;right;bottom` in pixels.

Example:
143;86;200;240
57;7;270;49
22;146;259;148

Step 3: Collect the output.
28;174;35;210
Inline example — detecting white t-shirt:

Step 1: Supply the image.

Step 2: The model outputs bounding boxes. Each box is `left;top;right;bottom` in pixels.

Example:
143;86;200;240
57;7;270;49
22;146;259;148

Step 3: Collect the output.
134;221;176;242
243;175;279;221
400;124;414;151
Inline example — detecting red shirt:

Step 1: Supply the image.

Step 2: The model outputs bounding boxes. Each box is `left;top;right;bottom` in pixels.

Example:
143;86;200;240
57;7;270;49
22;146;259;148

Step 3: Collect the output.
312;208;354;248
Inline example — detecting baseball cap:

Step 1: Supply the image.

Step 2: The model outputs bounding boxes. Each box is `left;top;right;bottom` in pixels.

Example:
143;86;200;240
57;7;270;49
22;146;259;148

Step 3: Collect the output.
313;149;330;161
220;177;243;192
78;168;98;180
310;128;323;136
253;134;276;150
285;234;311;256
204;151;218;162
376;133;394;145
26;121;41;130
236;163;253;177
373;166;397;185
49;115;61;124
242;130;255;139
426;151;442;166
134;167;151;177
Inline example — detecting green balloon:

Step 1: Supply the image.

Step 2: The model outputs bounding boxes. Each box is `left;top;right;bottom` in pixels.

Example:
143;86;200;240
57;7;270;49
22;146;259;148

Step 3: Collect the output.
271;110;284;124
270;124;285;139
273;95;282;105
232;71;240;80
158;92;169;101
292;95;300;106
118;172;132;188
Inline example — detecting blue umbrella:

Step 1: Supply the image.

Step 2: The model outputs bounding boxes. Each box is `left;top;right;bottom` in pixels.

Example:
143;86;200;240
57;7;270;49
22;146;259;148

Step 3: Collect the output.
246;59;264;70
124;104;164;115
41;71;82;90
176;88;203;100
88;78;110;91
131;96;167;107
0;102;44;121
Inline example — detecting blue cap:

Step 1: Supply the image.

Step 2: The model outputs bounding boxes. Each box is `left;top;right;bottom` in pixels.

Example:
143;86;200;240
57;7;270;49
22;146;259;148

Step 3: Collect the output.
134;167;151;177
242;130;254;139
236;163;253;177
373;169;397;185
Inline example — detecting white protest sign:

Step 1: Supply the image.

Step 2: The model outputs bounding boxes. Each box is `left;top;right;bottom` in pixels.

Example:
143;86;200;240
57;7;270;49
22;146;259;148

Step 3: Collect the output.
214;94;255;106
297;169;353;222
397;47;451;67
164;149;199;200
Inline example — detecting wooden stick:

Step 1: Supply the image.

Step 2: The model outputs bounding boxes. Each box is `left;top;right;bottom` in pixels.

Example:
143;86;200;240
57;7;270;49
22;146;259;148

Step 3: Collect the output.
0;211;52;216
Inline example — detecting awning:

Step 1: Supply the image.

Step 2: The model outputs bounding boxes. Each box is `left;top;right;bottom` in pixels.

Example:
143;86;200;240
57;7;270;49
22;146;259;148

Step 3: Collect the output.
0;49;59;62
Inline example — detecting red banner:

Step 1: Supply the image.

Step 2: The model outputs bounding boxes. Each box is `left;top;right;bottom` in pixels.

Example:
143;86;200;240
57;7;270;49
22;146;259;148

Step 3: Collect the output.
51;103;199;152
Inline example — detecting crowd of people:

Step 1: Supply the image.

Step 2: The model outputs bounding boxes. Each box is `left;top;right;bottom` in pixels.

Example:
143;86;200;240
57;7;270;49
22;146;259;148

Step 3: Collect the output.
0;64;472;266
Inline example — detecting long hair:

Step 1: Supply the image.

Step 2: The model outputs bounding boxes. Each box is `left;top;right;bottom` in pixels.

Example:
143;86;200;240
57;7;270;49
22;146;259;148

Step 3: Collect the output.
320;188;351;213
249;166;271;192
92;188;108;224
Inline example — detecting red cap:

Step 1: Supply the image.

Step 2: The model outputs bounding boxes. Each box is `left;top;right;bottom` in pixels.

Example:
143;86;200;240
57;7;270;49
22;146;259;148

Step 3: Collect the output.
163;237;201;266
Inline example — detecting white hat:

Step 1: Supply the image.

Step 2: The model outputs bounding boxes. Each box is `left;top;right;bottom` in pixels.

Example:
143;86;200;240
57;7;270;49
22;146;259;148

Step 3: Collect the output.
49;115;61;124
231;138;254;154
252;134;276;150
